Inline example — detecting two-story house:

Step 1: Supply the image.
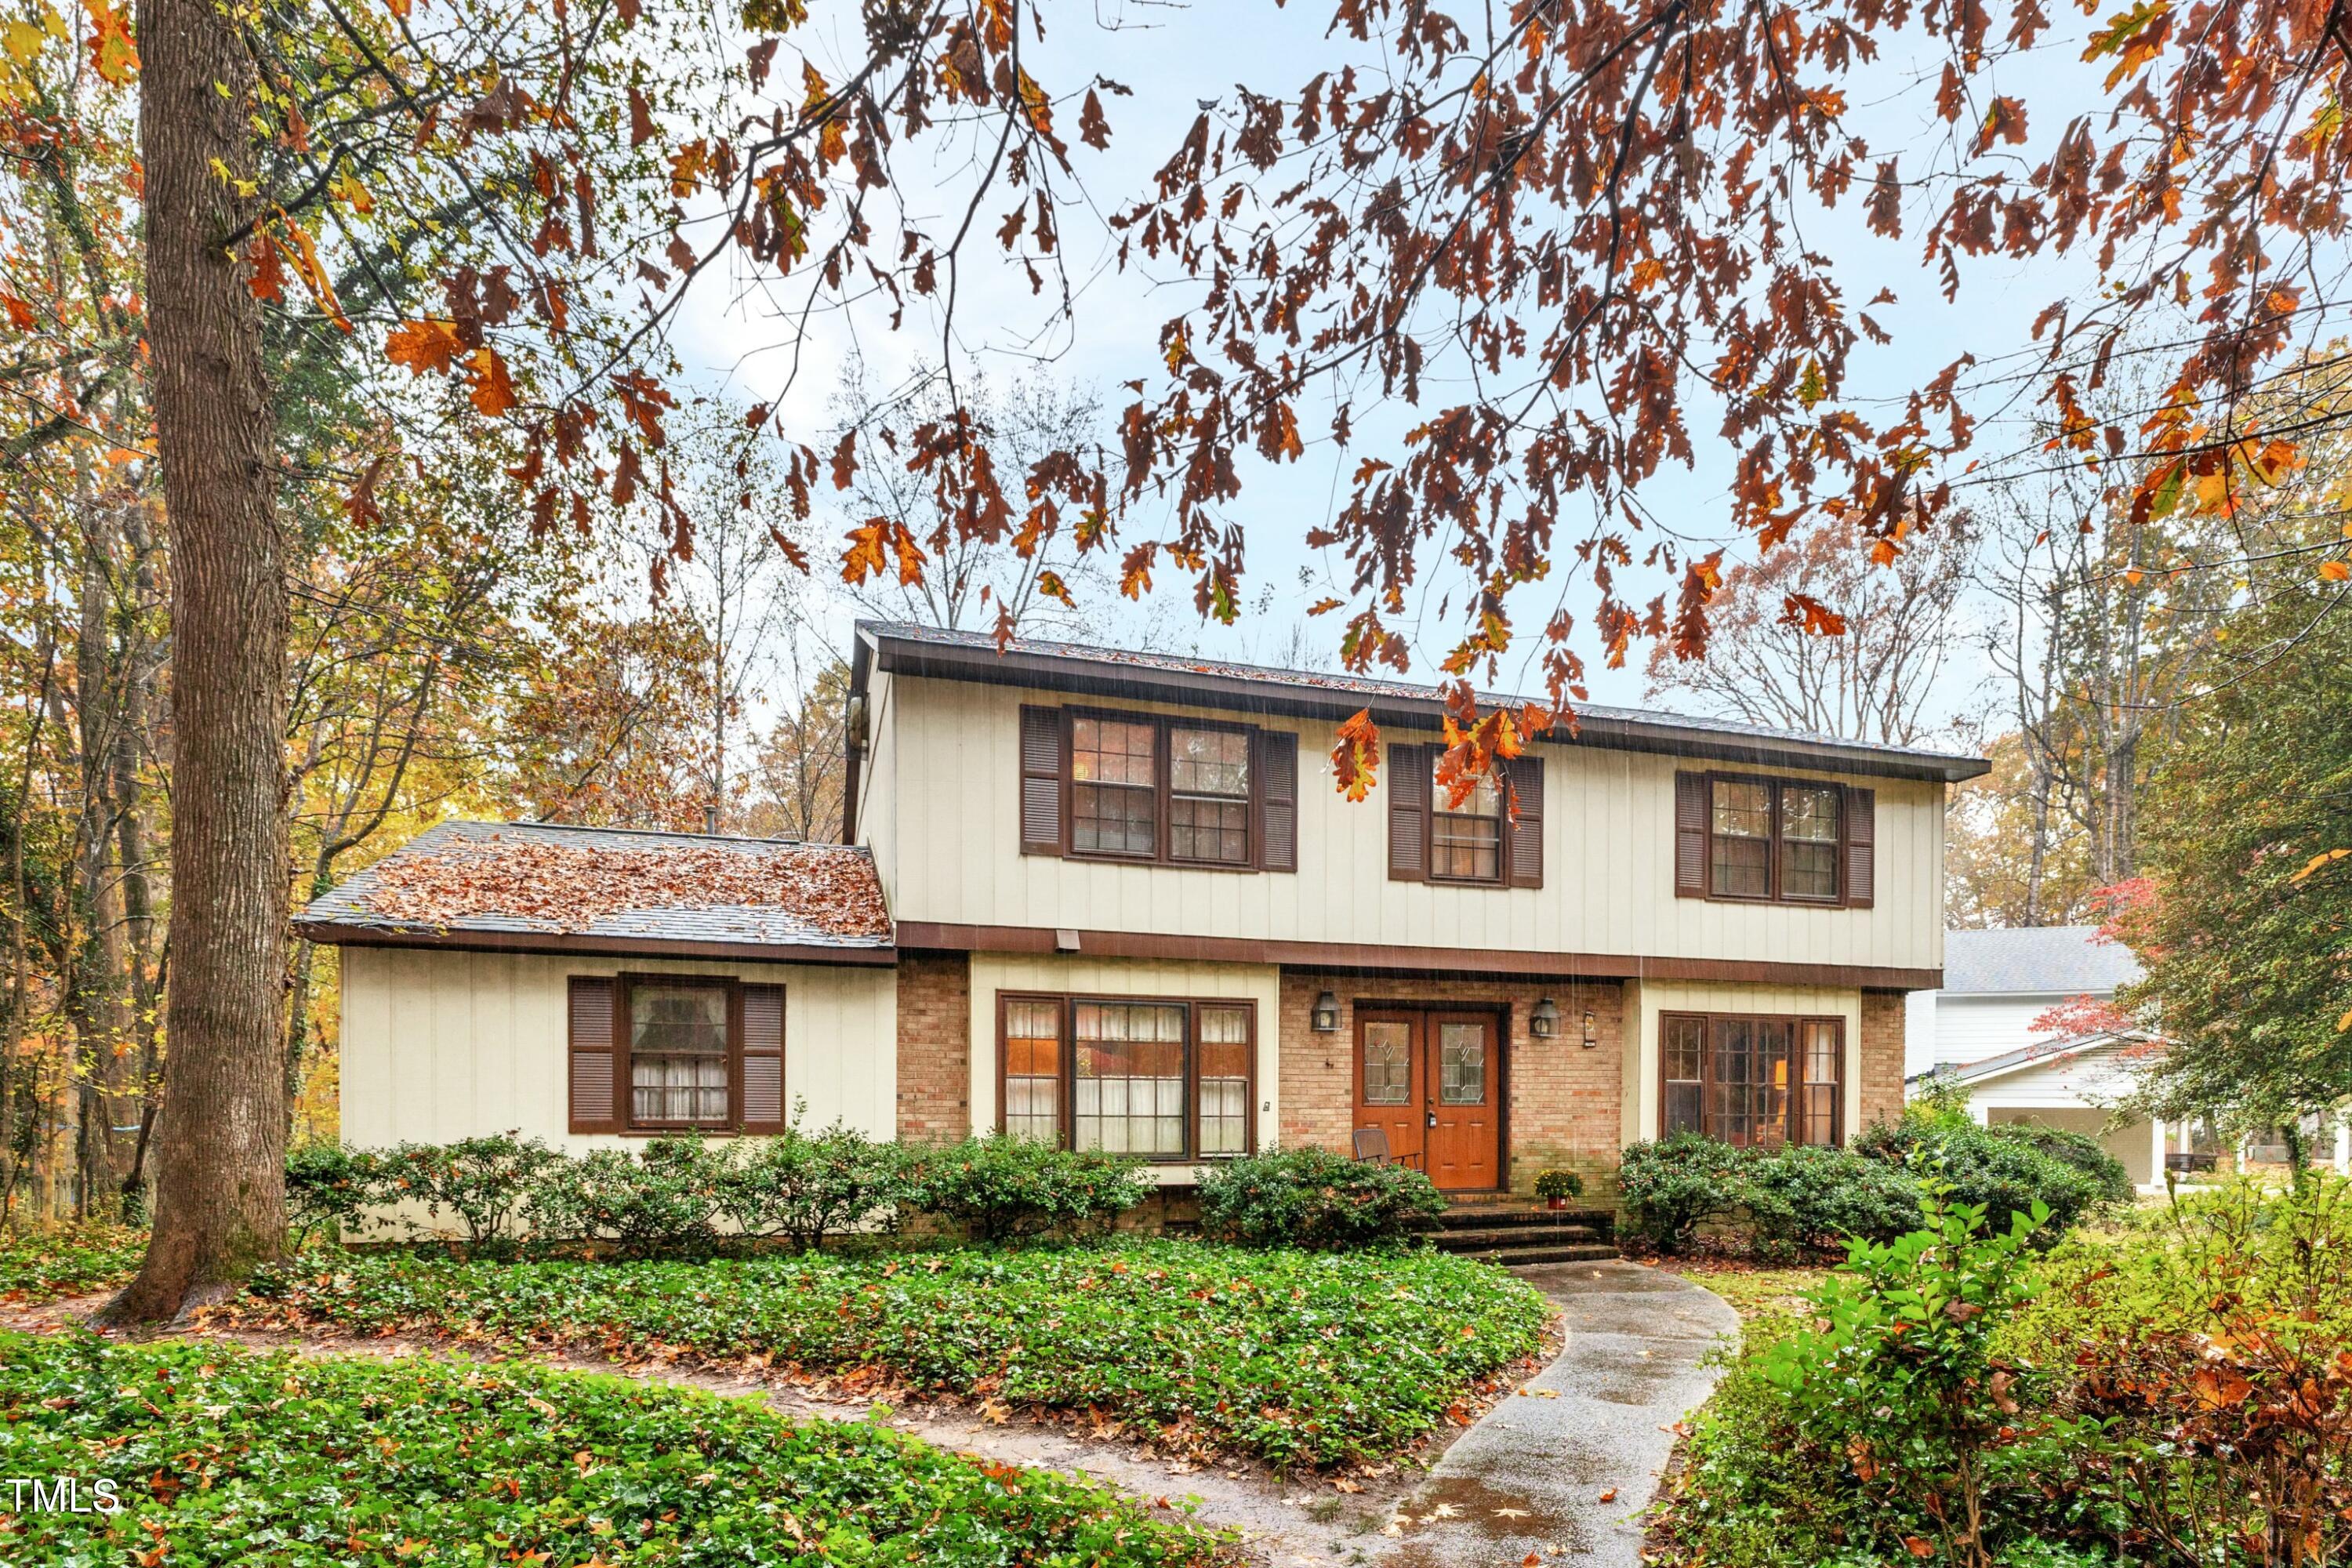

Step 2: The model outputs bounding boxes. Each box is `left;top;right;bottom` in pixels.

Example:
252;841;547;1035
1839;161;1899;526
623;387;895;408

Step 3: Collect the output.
303;621;1987;1203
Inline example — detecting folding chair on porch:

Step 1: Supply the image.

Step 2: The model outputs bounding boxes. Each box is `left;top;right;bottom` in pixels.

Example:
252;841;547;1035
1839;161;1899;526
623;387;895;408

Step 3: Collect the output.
1352;1127;1423;1171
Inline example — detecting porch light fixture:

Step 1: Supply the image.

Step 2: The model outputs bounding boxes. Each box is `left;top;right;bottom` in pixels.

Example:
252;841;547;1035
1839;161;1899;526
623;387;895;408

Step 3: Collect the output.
1311;991;1340;1033
1581;1010;1600;1048
1530;997;1561;1038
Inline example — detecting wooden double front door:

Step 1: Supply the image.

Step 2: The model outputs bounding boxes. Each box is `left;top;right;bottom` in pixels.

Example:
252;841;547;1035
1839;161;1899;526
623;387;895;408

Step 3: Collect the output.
1354;1008;1501;1191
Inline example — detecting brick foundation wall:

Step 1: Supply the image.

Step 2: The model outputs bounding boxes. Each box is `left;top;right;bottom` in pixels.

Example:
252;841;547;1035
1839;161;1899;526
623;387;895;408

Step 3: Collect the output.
1276;971;1627;1202
1859;989;1907;1134
895;952;971;1142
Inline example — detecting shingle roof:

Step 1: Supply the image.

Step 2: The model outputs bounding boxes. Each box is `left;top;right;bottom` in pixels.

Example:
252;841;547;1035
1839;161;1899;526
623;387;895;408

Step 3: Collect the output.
1940;925;2143;996
299;820;892;957
855;621;1990;784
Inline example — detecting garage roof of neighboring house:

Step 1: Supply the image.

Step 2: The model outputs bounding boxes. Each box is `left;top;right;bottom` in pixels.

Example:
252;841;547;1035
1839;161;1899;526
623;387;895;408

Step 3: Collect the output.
1942;925;2144;996
297;819;895;966
1910;1029;2160;1090
851;621;1992;785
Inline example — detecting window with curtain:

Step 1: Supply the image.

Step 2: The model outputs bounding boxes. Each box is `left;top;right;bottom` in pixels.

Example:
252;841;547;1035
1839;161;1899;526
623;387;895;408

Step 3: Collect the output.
1003;997;1063;1144
1074;1001;1188;1156
998;994;1255;1160
1071;716;1157;855
1196;1004;1251;1155
1430;763;1503;882
1661;1012;1843;1147
629;982;730;1127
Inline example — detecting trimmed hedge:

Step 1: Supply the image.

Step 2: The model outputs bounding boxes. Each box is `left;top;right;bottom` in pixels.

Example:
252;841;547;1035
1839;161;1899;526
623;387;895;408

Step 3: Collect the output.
241;1240;1550;1468
1194;1146;1446;1249
295;1123;1152;1255
0;1330;1229;1566
1621;1105;2129;1258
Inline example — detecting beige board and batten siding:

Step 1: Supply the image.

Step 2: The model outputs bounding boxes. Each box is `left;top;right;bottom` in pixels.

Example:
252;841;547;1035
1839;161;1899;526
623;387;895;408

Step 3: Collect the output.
965;953;1281;1186
875;674;1946;974
339;946;898;1152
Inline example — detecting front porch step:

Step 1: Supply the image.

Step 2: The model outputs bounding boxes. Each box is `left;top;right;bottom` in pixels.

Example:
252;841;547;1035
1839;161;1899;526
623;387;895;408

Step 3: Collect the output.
1435;1203;1617;1238
1468;1242;1622;1266
1433;1223;1609;1252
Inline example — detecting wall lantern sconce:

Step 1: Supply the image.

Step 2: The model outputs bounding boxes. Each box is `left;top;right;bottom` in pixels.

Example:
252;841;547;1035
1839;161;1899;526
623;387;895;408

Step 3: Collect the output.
1530;997;1561;1039
1311;991;1340;1033
1581;1010;1600;1049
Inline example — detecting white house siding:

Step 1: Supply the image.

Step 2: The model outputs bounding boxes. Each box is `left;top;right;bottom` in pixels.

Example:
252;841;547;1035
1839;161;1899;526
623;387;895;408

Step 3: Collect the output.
1621;979;1865;1146
1911;993;2071;1076
963;952;1282;1186
874;675;1947;975
1962;1039;2161;1189
339;946;898;1152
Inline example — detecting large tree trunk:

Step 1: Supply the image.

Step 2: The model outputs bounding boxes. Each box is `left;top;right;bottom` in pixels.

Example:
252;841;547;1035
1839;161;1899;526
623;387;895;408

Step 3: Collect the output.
108;0;289;1319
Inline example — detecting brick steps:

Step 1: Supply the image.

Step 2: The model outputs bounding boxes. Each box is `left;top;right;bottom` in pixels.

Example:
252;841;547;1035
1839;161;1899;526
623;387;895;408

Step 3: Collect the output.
1428;1199;1619;1265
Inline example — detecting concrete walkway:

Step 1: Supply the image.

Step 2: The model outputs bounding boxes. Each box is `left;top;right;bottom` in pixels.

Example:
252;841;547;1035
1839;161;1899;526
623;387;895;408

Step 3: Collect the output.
1379;1261;1737;1567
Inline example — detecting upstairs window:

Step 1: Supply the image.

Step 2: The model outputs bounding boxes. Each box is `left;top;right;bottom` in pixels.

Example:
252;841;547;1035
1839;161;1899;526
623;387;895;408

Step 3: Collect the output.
1431;768;1504;884
1675;771;1871;907
1021;706;1297;873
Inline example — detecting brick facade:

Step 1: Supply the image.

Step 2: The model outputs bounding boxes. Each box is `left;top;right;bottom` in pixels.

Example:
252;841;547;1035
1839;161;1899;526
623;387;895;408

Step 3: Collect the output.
1276;971;1628;1202
1859;988;1907;1134
895;952;971;1142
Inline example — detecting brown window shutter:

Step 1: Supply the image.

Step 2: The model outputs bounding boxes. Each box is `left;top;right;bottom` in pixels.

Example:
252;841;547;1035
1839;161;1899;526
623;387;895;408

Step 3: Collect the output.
1504;753;1544;888
1018;705;1065;855
1387;743;1428;881
1673;771;1708;898
568;976;621;1134
740;982;786;1133
1842;786;1876;908
1254;728;1299;873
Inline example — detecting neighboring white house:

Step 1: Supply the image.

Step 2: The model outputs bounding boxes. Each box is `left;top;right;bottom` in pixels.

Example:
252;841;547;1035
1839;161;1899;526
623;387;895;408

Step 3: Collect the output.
1906;925;2350;1189
1905;927;2172;1189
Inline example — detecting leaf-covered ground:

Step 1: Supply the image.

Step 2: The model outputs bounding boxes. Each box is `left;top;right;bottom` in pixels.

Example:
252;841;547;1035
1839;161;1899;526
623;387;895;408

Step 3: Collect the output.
0;1330;1233;1567
0;1223;144;1304
234;1242;1553;1468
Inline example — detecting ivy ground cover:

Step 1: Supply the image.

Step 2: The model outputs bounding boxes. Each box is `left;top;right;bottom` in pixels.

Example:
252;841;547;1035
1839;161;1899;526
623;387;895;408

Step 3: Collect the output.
237;1241;1553;1468
0;1223;144;1304
0;1330;1232;1567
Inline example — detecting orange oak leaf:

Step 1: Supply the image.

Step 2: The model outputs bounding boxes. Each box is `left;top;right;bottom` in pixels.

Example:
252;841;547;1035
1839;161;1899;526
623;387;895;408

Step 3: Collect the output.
84;0;136;83
385;318;465;376
465;347;517;416
1332;708;1381;801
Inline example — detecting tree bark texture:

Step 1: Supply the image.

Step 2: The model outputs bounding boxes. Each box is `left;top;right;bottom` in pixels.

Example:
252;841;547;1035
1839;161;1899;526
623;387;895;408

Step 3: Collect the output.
111;0;289;1319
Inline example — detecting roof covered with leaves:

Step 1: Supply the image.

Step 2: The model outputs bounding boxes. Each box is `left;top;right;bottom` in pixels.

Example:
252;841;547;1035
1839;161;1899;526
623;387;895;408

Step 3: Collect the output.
300;820;892;953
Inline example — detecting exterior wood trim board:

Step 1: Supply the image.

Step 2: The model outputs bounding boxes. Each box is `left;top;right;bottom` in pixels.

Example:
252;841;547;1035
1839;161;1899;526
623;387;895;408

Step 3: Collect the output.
296;920;896;967
895;920;1940;989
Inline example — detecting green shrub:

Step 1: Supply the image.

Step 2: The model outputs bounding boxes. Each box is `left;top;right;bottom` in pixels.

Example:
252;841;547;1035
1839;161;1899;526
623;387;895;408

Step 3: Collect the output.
1984;1120;2132;1207
1738;1142;1923;1260
717;1113;912;1252
378;1131;561;1254
283;1142;384;1247
0;1330;1229;1566
1762;1195;2100;1566
242;1240;1549;1468
1855;1113;2114;1237
527;1137;731;1258
900;1134;1149;1243
1617;1132;1748;1251
1195;1145;1445;1249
